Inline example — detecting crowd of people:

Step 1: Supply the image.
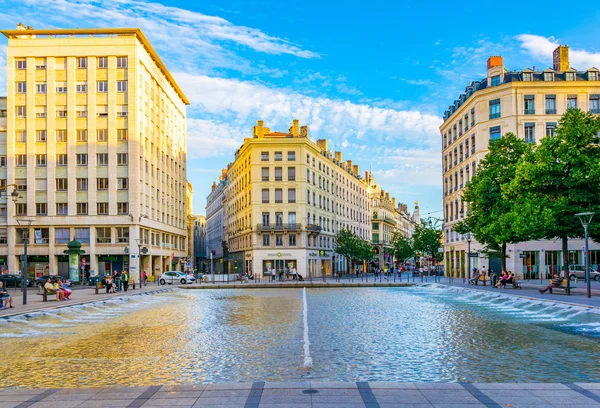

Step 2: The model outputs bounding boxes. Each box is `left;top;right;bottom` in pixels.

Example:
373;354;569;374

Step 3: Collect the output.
43;277;72;301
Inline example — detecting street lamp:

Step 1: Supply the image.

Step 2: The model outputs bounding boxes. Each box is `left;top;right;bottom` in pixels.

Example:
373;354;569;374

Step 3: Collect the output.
15;217;32;306
465;232;472;284
575;212;594;298
135;238;148;287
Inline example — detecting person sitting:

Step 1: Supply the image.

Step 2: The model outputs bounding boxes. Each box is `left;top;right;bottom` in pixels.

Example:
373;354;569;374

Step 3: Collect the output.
539;274;562;294
0;281;14;308
44;278;64;301
53;279;66;301
468;269;481;285
60;279;72;300
495;271;509;288
498;271;514;288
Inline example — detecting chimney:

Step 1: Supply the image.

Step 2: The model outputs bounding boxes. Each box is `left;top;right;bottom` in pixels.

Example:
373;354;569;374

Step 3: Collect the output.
253;120;265;138
365;171;370;183
316;139;328;152
487;56;503;70
346;160;352;171
392;197;396;208
212;181;216;191
290;119;299;137
353;165;359;175
553;45;569;71
335;151;342;162
385;192;390;201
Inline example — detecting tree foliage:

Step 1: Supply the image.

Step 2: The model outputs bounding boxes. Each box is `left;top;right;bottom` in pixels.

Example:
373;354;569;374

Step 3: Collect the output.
412;223;443;262
391;232;414;262
335;228;373;273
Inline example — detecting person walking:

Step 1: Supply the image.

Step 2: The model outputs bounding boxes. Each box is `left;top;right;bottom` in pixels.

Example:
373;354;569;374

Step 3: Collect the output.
113;269;122;292
270;267;276;282
142;271;148;285
122;270;130;292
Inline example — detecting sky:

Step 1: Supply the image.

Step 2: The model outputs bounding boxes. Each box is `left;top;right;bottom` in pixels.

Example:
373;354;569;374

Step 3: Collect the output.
1;1;600;217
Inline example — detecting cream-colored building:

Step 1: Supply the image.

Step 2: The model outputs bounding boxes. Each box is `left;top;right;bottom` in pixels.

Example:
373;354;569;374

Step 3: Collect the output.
441;46;600;278
1;24;189;282
218;119;371;278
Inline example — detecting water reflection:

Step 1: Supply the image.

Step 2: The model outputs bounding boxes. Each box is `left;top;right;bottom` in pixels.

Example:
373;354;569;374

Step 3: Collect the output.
0;287;598;388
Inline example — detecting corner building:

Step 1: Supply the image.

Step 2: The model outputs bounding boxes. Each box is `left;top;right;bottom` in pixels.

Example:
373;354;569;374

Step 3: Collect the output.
441;46;600;278
1;25;189;282
223;120;371;279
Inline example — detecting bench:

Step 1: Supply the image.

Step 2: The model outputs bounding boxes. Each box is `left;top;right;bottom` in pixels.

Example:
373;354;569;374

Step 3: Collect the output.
36;287;58;302
551;279;575;295
500;280;522;289
469;275;490;286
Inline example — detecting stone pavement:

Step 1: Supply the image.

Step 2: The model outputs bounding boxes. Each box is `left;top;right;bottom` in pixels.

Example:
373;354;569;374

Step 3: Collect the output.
1;382;599;408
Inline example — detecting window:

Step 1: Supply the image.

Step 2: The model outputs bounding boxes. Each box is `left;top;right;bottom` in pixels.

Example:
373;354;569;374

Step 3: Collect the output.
56;154;67;166
97;153;108;166
117;153;128;165
16;130;26;142
96;227;111;242
56;109;67;118
489;126;501;140
546;122;557;138
97;106;108;117
489;99;500;119
55;228;70;244
98;57;108;68
16;155;27;167
544;72;554;81
275;188;283;203
97;203;109;215
15;59;26;70
36;154;47;167
76;153;88;166
262;188;269;203
524;95;535;114
288;188;296;203
491;75;500;86
545;95;556;114
288;167;296;181
97;129;107;142
261;152;269;161
262;235;270;246
76;130;88;142
522;72;532;82
262;212;270;226
56;178;68;191
77;57;87;69
15;203;27;216
36;203;47;216
116;81;128;92
566;72;575;81
75;228;90;244
471;107;475;126
261;167;269;181
274;151;282;161
56;130;67;142
76;178;88;191
524;123;535;143
97;81;108;92
77;108;87;118
36;83;46;94
288;151;296;161
0;156;5;167
289;235;296;246
117;177;128;190
76;202;88;215
117;56;128;68
36;130;47;142
117;202;129;215
567;95;578;109
274;167;282;181
56;84;67;93
76;83;87;93
16;106;26;118
276;235;283;246
117;129;128;140
590;95;600;114
56;203;68;216
97;178;109;190
16;82;26;93
589;71;598;81
275;212;283;226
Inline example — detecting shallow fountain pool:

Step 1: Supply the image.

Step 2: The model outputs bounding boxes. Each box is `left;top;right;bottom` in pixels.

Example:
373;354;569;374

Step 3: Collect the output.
0;286;599;388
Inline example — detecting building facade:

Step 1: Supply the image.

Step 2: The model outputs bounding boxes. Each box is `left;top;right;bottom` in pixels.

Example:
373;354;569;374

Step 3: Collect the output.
1;24;189;282
441;46;600;278
212;119;372;279
193;215;206;272
205;173;227;274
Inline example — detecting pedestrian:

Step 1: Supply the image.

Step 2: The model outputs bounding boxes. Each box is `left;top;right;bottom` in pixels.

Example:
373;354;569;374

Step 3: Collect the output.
142;271;148;285
60;279;72;299
0;281;14;308
292;267;297;281
113;269;122;292
278;268;284;281
122;270;130;292
270;267;276;282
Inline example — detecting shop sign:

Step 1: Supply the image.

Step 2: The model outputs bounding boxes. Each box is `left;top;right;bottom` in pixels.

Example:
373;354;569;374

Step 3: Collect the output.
99;255;119;262
318;250;328;257
267;252;293;257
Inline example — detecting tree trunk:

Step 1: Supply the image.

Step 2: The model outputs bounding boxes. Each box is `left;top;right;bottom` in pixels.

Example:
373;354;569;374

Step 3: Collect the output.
562;236;570;292
501;242;507;271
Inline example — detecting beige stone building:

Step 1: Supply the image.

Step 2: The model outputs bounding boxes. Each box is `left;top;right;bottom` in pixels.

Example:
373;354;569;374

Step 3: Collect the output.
1;24;189;282
441;46;600;278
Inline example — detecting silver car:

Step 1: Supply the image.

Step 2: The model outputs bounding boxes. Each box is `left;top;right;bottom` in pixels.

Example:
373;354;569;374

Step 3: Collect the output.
159;271;195;285
568;266;600;281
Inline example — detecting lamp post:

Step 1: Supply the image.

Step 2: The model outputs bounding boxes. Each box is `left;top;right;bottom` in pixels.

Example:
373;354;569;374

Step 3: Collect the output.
575;212;594;298
135;238;147;288
8;186;27;305
465;232;472;284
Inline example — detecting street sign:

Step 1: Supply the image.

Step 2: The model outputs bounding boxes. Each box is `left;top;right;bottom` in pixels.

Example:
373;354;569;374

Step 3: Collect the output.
468;253;479;258
519;254;527;258
186;262;191;268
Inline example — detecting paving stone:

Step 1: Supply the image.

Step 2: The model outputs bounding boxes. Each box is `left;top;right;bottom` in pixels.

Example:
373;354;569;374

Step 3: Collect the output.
369;383;418;389
159;385;206;392
203;383;253;391
151;391;203;399
257;395;312;404
310;388;362;396
44;393;97;401
141;397;198;406
310;394;365;404
257;404;311;408
431;404;486;408
0;389;48;396
0;394;40;402
90;392;145;400
0;403;21;408
29;401;82;408
261;388;310;396
311;404;366;408
199;390;250;398
78;400;136;408
379;404;434;408
575;384;600;390
416;384;465;390
311;381;358;389
263;382;311;389
192;397;247;406
374;394;430;404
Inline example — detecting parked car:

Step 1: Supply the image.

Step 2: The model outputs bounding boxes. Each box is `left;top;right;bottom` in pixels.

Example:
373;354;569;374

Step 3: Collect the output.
35;275;71;289
0;274;29;288
567;266;600;281
159;271;195;285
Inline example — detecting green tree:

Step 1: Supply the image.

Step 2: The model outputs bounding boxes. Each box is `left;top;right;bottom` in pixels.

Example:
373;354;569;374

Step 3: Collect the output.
455;132;534;270
391;232;414;263
335;229;357;275
506;108;600;286
412;223;443;264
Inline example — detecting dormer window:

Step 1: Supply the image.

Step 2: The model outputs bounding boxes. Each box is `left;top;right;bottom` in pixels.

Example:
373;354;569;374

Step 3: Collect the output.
589;71;598;81
522;72;532;81
566;72;575;81
544;72;554;81
491;75;501;86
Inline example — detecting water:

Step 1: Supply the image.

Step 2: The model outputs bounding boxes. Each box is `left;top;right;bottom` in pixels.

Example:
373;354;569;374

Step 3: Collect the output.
0;286;599;388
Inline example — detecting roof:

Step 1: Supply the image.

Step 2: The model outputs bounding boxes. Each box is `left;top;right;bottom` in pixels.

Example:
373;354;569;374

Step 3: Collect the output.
264;132;292;136
1;27;189;105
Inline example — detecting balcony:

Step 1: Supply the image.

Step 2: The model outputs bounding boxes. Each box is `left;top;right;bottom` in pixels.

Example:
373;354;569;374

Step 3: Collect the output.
256;223;303;232
306;224;322;234
489;113;500;120
524;109;535;115
590;109;600;114
546;109;557;114
261;176;269;181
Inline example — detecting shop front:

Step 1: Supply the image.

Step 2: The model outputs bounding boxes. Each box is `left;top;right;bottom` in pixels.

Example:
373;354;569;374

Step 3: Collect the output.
97;255;128;277
255;250;303;280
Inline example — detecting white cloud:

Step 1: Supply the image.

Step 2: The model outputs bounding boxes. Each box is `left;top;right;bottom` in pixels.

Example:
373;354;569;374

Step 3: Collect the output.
516;34;600;69
186;119;246;159
400;78;434;86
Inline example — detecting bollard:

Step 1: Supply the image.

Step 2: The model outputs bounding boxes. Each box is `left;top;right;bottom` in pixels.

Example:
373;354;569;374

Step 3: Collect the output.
95;285;98;295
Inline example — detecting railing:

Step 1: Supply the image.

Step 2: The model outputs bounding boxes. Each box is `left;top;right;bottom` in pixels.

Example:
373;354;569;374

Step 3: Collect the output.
545;109;557;114
524;109;535;115
306;224;322;232
590;109;600;114
256;223;303;232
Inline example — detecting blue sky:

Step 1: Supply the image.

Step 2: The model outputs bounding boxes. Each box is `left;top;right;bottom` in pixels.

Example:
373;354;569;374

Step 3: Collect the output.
1;1;600;217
